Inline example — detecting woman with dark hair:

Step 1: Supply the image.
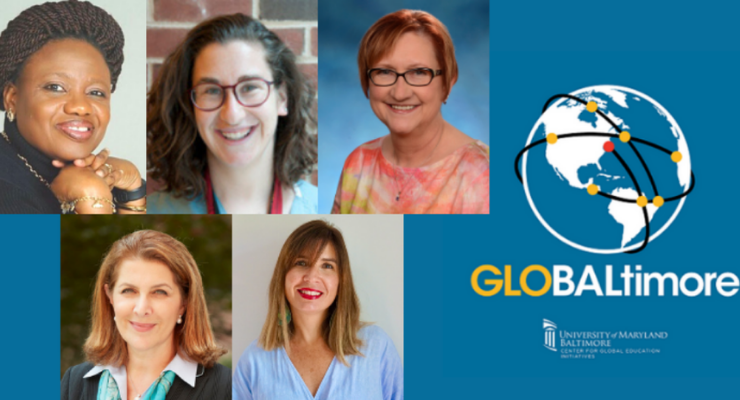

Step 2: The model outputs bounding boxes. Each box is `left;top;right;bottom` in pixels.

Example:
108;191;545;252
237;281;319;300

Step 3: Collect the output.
147;13;318;214
61;230;231;400
0;0;146;214
233;220;403;399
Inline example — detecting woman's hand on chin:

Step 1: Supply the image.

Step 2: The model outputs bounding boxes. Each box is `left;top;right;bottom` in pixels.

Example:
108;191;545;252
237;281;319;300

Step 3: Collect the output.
51;149;142;191
105;156;142;191
50;166;114;214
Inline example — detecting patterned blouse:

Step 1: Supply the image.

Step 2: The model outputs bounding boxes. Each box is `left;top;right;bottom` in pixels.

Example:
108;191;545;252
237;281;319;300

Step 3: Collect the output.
332;137;489;214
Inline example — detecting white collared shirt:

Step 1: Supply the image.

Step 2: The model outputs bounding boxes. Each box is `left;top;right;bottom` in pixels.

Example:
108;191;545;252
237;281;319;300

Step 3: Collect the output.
83;352;199;399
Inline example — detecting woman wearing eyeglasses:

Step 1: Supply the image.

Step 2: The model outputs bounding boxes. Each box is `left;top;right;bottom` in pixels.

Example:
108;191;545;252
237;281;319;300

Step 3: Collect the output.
332;10;489;214
147;14;318;214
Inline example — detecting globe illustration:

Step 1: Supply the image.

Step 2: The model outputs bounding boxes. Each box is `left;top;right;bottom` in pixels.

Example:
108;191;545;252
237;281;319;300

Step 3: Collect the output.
516;85;694;254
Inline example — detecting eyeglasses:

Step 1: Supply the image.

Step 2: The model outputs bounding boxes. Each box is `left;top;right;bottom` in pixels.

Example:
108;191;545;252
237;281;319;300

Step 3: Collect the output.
367;68;443;87
190;78;274;111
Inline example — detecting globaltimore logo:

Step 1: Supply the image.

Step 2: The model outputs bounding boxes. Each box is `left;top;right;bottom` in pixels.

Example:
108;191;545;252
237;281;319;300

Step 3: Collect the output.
543;319;557;351
471;264;739;297
514;86;695;254
542;318;669;359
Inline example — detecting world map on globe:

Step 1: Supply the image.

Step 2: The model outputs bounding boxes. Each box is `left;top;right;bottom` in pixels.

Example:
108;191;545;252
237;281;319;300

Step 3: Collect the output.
516;86;694;254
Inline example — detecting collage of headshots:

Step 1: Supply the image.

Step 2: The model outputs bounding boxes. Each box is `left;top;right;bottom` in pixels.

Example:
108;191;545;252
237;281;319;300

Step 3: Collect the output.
0;0;489;399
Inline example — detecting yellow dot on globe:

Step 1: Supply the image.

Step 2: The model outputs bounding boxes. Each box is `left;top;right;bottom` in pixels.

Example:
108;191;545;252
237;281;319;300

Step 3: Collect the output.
587;184;599;195
620;131;631;143
671;151;683;163
636;196;648;207
653;196;665;207
546;133;558;144
586;101;598;113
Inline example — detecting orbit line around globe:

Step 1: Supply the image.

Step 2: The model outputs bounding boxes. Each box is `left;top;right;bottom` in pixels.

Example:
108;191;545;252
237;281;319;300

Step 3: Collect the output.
515;94;696;254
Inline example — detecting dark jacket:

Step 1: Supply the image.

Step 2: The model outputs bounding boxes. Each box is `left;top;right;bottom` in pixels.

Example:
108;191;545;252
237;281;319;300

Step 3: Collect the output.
60;362;232;400
0;120;62;213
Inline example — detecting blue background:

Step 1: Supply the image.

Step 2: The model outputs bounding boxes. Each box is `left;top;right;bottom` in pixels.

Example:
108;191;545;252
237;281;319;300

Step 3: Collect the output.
2;1;740;399
403;1;740;399
317;0;490;213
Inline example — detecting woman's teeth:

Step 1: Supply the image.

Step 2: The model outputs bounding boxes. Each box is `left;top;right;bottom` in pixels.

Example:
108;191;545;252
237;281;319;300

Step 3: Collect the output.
67;126;91;132
299;289;321;296
221;129;250;140
392;105;415;110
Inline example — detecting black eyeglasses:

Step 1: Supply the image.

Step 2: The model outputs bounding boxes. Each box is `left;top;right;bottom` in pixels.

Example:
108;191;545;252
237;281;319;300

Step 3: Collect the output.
367;68;443;87
190;78;274;111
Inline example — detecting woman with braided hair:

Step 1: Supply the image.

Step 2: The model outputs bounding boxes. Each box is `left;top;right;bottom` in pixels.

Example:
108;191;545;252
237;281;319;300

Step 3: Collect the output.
147;13;318;214
0;0;145;214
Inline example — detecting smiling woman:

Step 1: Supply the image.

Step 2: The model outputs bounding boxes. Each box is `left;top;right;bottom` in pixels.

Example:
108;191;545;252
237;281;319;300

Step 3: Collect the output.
331;10;490;214
0;1;145;214
233;219;403;400
61;230;231;400
147;14;317;214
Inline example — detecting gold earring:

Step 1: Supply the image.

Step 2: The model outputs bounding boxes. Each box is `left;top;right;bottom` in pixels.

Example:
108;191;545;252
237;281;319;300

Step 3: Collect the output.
7;109;14;122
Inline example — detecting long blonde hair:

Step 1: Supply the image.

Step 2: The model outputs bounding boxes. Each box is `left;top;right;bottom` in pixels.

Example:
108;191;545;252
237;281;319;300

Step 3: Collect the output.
259;220;364;365
83;230;226;367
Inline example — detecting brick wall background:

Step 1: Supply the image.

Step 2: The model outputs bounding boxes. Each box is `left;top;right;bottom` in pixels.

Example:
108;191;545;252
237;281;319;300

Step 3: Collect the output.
146;0;318;186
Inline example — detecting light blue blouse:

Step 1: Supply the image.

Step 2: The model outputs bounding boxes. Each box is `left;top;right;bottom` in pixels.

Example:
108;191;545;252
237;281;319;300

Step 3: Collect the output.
233;325;403;400
147;180;318;214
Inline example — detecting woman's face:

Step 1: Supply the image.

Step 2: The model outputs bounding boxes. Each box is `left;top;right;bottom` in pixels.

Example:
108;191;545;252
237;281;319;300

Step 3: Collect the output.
285;243;340;318
106;259;185;355
192;40;288;168
368;32;446;137
3;39;111;161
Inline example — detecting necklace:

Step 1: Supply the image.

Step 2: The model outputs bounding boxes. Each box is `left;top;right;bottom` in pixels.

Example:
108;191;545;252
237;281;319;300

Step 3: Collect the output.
128;375;142;400
1;131;51;188
391;126;444;201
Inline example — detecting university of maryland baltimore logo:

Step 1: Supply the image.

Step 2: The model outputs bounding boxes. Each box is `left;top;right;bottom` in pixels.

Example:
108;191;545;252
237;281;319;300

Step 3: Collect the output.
543;319;557;351
515;85;695;254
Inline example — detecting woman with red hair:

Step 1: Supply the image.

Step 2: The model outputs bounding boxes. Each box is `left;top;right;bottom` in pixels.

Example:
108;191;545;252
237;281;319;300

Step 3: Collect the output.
332;10;489;214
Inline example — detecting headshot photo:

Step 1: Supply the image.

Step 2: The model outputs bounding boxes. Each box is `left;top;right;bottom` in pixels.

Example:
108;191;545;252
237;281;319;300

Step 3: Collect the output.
232;215;404;399
146;1;319;214
60;215;232;399
0;0;146;214
319;0;490;214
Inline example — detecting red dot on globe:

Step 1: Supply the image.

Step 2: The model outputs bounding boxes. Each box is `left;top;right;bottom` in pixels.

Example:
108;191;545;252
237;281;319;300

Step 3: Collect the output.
603;141;614;152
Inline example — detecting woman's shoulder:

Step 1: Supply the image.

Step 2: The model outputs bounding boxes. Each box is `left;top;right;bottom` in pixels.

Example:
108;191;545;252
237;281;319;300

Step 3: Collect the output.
440;139;489;180
241;340;289;366
62;362;96;380
241;339;277;360
358;324;395;350
171;362;231;399
354;325;403;372
202;362;231;384
61;362;97;400
147;190;206;214
343;137;385;166
290;179;318;214
458;140;490;163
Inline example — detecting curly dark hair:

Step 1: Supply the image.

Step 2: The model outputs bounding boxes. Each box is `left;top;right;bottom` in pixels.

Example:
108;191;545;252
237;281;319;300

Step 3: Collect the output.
0;0;125;111
147;13;317;199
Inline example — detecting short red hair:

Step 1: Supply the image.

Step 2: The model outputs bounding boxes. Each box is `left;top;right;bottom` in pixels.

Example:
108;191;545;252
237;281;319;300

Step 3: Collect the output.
357;9;458;98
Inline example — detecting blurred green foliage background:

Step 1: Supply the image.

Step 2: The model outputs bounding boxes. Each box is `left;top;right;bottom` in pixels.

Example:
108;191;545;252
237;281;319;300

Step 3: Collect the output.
60;215;232;378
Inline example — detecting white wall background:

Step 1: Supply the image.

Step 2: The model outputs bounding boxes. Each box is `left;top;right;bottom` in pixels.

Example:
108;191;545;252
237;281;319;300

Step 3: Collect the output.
1;0;146;175
232;214;404;371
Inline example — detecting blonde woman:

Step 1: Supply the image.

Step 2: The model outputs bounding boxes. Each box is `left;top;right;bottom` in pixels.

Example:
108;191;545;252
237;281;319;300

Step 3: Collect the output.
233;220;403;399
61;230;230;400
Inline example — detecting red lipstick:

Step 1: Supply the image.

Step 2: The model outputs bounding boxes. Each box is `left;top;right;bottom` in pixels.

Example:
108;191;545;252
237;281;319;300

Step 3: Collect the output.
297;288;323;300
